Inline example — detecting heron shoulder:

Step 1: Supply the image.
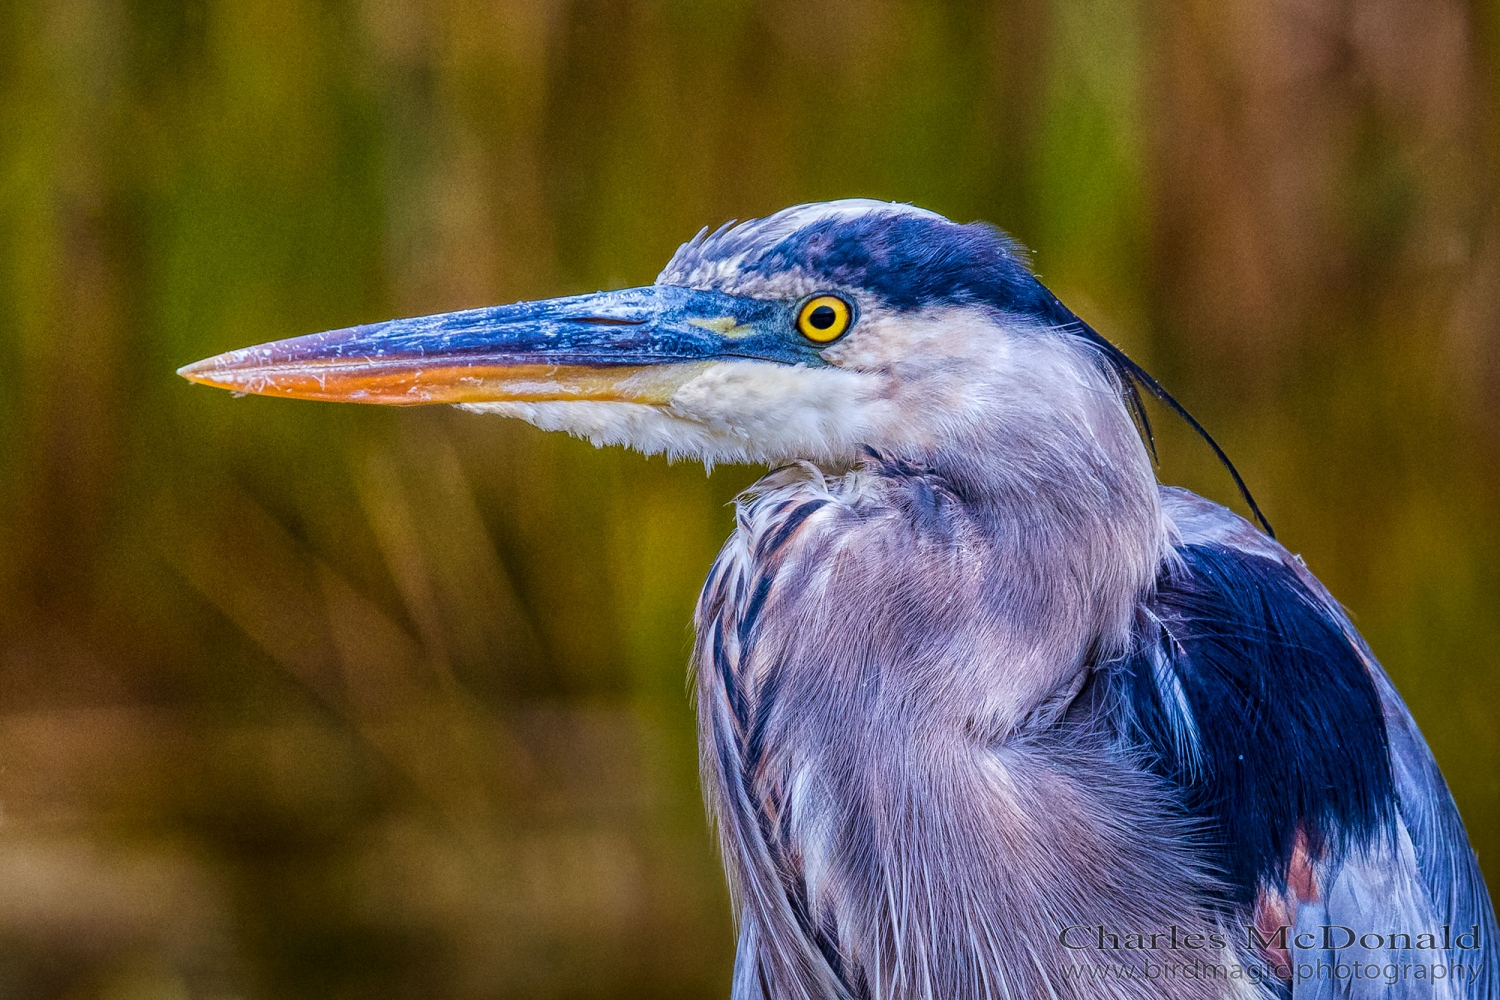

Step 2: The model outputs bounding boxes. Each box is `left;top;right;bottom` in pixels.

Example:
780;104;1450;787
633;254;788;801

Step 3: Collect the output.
1119;487;1498;997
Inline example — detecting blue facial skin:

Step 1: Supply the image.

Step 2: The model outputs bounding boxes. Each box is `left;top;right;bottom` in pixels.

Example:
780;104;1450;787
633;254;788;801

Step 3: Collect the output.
203;285;837;373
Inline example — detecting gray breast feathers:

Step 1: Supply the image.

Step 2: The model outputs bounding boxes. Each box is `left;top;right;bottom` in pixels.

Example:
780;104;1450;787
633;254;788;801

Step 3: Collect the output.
694;461;1263;1000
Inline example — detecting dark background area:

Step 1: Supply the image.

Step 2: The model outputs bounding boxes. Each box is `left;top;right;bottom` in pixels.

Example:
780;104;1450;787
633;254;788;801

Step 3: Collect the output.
1;0;1498;996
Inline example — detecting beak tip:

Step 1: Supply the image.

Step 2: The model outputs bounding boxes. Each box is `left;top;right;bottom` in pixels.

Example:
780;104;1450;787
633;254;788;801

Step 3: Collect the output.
177;353;240;390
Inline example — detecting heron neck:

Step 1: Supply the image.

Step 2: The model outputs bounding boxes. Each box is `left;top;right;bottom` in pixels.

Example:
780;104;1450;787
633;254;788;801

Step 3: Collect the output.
922;401;1165;652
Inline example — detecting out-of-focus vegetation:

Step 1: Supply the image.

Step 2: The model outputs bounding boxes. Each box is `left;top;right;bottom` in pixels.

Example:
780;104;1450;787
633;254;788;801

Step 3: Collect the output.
0;0;1497;996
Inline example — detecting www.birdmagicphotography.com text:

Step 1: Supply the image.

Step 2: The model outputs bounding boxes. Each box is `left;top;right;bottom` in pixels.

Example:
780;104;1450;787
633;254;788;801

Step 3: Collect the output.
1057;924;1488;988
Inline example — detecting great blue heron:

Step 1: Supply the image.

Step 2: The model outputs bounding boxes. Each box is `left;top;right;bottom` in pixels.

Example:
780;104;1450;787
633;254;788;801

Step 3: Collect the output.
181;200;1496;999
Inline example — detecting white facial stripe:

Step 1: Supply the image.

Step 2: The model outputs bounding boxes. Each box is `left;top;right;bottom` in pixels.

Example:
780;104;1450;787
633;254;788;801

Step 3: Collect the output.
461;360;892;468
668;361;891;459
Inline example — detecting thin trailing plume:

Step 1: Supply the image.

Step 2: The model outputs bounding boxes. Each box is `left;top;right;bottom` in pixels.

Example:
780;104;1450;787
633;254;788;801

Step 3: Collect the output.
1073;322;1276;539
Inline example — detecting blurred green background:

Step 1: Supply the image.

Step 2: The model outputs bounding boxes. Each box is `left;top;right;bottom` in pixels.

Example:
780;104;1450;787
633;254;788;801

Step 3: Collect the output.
1;0;1498;996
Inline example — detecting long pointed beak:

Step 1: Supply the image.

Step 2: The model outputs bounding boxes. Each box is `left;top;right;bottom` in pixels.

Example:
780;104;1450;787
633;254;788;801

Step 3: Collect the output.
178;285;802;406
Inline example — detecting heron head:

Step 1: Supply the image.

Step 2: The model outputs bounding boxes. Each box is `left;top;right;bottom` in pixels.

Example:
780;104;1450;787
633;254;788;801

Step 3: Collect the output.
180;201;1153;476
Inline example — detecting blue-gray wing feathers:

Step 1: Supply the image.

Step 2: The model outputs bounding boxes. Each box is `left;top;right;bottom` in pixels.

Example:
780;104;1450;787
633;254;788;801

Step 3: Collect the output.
1149;489;1497;999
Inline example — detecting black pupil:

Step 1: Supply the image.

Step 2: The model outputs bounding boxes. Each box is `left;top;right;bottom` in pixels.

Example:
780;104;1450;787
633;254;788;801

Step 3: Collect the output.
808;304;838;330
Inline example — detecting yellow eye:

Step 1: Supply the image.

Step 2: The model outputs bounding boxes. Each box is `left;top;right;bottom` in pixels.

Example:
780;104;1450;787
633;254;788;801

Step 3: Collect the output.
796;295;853;343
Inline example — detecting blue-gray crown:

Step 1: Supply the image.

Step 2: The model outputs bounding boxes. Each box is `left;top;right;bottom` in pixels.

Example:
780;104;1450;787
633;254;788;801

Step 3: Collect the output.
659;201;1078;326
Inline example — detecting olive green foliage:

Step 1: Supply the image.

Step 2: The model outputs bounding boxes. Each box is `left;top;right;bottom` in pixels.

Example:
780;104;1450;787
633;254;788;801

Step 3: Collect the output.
0;1;1497;997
